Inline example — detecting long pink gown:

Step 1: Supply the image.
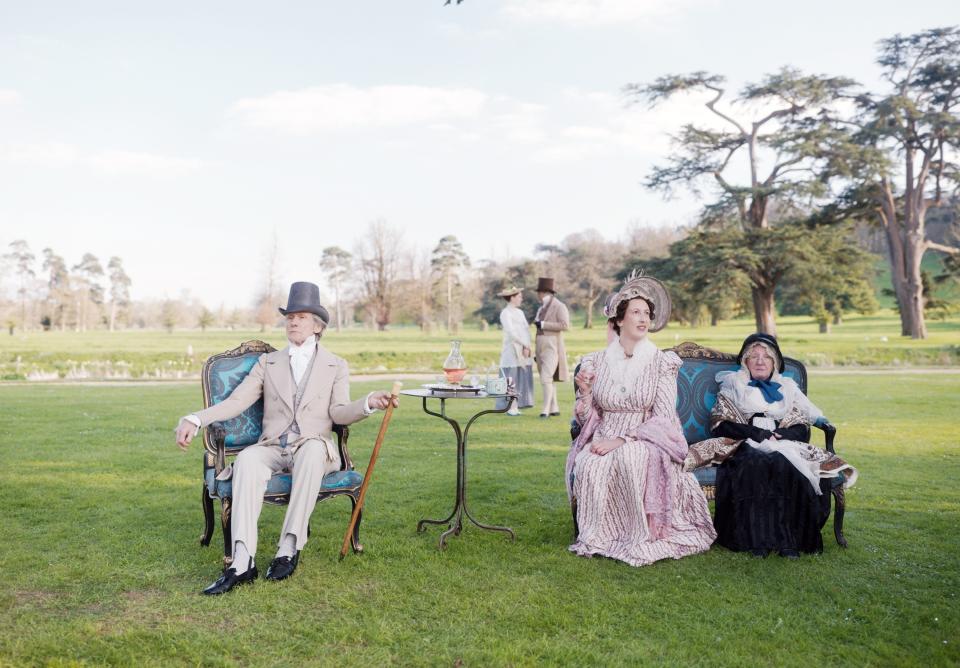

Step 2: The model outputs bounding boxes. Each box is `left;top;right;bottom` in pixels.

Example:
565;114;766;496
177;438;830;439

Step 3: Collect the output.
567;340;716;566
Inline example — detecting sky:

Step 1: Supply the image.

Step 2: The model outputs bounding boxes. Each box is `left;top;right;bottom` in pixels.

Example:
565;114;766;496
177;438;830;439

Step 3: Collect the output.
0;0;954;308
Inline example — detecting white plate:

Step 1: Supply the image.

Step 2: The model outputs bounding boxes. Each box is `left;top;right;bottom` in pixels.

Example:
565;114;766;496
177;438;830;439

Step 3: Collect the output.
422;383;484;392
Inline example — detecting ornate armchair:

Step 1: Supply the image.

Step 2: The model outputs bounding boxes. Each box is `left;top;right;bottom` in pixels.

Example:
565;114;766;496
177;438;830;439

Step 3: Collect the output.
198;340;364;564
570;342;847;547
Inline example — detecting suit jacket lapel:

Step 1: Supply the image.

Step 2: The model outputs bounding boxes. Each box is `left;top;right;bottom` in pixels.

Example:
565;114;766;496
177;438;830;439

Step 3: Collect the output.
268;347;295;411
300;344;335;413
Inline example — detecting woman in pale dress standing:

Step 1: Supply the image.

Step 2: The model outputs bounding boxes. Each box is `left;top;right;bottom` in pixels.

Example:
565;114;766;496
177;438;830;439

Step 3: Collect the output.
566;271;715;566
497;286;534;415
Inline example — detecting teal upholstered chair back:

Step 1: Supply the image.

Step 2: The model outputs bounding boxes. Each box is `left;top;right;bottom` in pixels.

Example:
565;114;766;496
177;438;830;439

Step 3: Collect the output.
672;341;807;445
201;340;275;455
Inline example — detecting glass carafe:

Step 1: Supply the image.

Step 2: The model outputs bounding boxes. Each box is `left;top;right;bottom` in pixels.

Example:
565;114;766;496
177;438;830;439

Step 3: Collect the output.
443;340;467;384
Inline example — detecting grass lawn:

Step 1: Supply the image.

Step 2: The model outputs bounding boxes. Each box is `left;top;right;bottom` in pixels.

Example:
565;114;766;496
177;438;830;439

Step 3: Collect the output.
1;374;958;666
0;310;958;381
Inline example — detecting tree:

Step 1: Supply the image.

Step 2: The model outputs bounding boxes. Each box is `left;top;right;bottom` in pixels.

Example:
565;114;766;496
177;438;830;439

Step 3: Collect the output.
197;307;216;332
430;235;471;333
355;220;402;330
398;247;435;332
627;68;859;335
161;300;181;333
844;26;960;339
777;224;879;332
319;246;353;332
3;240;36;332
627;231;752;327
107;256;132;332
475;259;540;325
254;230;283;332
42;249;70;331
71;253;104;332
559;231;621;328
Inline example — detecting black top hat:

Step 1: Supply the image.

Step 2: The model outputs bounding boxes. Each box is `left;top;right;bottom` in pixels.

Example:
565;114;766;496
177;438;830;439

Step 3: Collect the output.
737;332;784;373
536;277;555;293
278;281;330;324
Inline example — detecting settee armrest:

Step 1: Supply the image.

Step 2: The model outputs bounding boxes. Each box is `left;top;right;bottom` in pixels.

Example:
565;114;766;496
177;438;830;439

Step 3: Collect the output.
813;417;836;453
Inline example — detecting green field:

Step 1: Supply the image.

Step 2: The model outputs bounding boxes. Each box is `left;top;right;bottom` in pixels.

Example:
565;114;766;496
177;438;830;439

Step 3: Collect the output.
1;310;958;382
1;374;958;665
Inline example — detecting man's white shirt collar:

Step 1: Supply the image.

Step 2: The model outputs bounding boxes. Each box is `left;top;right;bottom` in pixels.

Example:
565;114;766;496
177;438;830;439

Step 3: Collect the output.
288;337;316;385
289;337;317;359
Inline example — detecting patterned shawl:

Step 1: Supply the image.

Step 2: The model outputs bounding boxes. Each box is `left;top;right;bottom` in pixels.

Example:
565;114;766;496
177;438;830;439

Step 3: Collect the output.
684;385;858;490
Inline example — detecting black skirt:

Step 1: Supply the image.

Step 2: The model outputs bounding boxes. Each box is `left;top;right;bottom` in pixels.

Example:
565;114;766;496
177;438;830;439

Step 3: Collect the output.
714;443;831;554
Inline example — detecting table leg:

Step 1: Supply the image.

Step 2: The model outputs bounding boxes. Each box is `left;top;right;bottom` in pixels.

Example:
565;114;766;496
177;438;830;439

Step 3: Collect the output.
460;409;515;541
416;397;516;548
417;398;464;544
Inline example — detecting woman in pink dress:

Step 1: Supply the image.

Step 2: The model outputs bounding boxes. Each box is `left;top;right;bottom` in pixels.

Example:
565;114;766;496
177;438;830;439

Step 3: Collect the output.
566;271;715;566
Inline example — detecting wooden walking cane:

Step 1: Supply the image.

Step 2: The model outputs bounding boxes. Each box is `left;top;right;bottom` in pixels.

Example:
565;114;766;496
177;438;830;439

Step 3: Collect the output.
339;381;402;561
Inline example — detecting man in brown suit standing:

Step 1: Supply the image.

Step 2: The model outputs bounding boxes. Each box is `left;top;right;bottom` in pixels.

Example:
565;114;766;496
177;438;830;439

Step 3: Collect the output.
534;277;570;418
174;281;396;595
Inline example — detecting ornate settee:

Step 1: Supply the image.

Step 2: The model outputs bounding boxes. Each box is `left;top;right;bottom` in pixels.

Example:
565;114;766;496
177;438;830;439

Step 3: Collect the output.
570;341;847;547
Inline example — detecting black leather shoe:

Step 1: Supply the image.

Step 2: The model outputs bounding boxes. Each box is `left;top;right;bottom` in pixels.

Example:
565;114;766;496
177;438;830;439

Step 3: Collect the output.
265;552;300;581
750;549;769;559
549;411;561;416
778;549;800;559
202;559;257;595
540;413;549;419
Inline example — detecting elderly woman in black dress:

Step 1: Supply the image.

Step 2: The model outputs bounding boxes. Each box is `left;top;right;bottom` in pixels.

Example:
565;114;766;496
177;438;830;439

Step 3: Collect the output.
685;333;858;558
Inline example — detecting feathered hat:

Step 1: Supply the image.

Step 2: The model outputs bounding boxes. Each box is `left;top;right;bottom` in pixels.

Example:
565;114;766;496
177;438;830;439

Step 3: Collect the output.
603;269;671;333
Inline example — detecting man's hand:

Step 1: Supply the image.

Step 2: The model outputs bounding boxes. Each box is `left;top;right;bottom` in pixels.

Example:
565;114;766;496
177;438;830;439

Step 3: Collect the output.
175;418;198;451
368;390;400;411
575;368;595;394
522;346;531;358
590;437;625;456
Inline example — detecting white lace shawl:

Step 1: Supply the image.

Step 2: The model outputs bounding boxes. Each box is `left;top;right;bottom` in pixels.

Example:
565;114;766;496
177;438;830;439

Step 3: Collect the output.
715;367;823;422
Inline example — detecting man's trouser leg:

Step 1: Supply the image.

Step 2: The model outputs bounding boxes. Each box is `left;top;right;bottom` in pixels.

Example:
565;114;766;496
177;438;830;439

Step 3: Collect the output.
280;439;342;552
231;444;286;560
541;381;555;415
537;339;559;416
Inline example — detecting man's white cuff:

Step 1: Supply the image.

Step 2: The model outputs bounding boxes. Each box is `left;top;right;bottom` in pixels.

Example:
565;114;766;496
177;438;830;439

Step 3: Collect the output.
183;414;201;435
363;392;378;415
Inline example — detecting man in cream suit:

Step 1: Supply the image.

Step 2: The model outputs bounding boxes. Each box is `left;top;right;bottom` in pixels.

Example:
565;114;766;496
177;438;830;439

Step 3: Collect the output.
534;277;570;418
175;281;396;595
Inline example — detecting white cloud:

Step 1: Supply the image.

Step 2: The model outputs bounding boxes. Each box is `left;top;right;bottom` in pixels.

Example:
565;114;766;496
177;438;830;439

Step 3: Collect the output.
491;101;548;144
1;143;201;175
433;21;505;41
1;142;79;167
501;0;699;26
561;125;613;140
521;87;722;164
88;149;201;175
0;89;22;106
229;84;488;134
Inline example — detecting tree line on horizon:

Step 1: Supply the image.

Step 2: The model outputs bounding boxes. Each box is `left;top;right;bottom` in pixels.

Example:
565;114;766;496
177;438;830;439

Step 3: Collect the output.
4;210;954;338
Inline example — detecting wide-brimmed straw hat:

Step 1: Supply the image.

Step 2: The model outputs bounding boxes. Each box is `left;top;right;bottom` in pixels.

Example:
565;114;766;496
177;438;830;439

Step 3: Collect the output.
496;285;523;298
278;281;330;324
605;269;671;332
